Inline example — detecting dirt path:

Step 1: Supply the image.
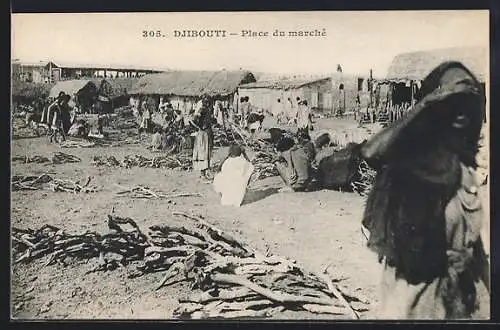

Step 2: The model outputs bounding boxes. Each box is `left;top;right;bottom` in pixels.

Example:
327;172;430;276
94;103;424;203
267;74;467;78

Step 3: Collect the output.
10;119;490;320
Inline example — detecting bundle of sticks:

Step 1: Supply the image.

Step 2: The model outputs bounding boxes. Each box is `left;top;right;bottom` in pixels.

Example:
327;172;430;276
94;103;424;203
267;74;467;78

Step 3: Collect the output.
350;160;376;197
12;152;81;165
48;176;99;193
91;155;121;167
91;154;192;170
12;216;149;269
59;139;96;148
12;155;50;164
212;126;240;147
115;184;202;200
11;174;98;193
51;152;81;164
12;212;369;319
250;151;279;182
11;174;53;191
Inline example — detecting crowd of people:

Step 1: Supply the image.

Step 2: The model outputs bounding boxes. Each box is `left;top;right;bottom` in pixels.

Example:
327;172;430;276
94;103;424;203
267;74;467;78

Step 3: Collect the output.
16;61;490;320
213;61;490;321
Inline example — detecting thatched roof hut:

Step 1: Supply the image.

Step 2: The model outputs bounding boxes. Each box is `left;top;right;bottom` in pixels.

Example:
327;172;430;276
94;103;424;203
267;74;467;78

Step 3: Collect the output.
240;77;331;90
386;46;487;82
49;79;98;99
11;81;54;101
129;70;256;97
91;78;139;100
49;79;99;112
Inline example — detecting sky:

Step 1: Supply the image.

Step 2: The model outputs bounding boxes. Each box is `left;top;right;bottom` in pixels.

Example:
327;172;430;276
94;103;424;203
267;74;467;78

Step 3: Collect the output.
11;11;489;77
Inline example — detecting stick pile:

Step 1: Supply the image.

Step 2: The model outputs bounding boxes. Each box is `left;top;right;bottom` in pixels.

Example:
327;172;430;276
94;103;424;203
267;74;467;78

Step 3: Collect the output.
48;176;99;193
12;217;148;269
250;152;279;182
51;152;81;164
12;155;50;164
11;174;99;193
91;154;192;170
115;184;202;200
59;140;96;148
12;174;53;191
350;160;376;198
12;212;369;319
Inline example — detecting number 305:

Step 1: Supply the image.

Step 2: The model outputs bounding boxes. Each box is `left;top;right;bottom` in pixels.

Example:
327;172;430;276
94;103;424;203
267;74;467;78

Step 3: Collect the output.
142;30;163;37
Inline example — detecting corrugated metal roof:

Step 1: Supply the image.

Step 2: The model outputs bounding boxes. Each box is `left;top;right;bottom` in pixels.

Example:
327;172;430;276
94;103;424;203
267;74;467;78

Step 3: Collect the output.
51;61;168;72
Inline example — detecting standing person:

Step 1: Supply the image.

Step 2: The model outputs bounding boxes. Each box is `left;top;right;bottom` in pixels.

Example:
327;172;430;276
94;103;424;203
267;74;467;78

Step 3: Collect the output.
239;96;250;128
360;62;489;319
297;100;312;136
139;100;151;133
286;97;297;124
273;98;284;124
191;97;214;179
47;92;71;142
213;99;227;129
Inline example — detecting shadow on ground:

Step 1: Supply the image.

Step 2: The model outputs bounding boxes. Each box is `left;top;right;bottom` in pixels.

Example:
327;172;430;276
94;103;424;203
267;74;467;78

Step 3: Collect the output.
242;187;280;205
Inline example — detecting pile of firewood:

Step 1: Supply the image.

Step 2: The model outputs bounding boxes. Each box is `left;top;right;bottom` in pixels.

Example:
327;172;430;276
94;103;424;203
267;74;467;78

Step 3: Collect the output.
59;139;96;148
213;126;240;147
12;152;81;165
11;174;53;191
350;160;376;197
91;154;192;170
115;184;202;200
11;174;99;193
91;155;121;167
250;152;279;182
12;212;369;319
48;176;99;193
12;217;148;269
12;155;50;164
51;152;81;164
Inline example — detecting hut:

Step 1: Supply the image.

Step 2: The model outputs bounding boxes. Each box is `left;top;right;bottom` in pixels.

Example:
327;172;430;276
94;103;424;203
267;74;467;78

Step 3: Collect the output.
128;70;256;114
91;78;139;113
49;79;98;113
11;81;54;106
238;73;360;115
379;46;488;108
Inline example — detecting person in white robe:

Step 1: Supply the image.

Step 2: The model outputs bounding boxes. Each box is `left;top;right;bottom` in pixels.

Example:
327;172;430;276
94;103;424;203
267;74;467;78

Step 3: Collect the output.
213;145;254;207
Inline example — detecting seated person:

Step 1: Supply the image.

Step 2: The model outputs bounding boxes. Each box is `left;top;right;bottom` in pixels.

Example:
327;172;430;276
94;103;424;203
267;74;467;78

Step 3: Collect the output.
67;119;90;137
150;126;163;150
213;144;254;207
273;134;315;192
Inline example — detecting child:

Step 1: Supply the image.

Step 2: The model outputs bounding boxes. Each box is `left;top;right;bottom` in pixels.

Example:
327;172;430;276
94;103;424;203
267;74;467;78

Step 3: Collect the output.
213;144;254;207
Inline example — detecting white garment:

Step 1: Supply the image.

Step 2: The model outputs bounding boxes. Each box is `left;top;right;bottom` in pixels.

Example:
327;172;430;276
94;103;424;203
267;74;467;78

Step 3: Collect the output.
297;105;310;129
213;155;254;207
194;100;203;116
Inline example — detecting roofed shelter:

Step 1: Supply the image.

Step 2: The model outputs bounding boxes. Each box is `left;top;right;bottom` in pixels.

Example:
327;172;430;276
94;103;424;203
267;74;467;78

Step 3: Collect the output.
380;46;487;107
238;73;361;115
129;70;256;114
49;79;98;113
12;81;55;105
91;77;140;112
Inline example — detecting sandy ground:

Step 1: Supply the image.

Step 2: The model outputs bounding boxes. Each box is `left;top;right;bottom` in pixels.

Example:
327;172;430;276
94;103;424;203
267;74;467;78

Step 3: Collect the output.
10;117;490;320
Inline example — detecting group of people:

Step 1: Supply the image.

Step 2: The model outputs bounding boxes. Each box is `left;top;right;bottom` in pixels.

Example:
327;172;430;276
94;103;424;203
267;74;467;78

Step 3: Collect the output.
26;91;74;142
271;96;313;129
212;61;490;320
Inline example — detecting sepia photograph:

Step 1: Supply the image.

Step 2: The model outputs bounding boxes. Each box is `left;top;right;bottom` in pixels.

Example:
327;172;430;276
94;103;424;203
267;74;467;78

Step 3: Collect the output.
10;10;490;320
